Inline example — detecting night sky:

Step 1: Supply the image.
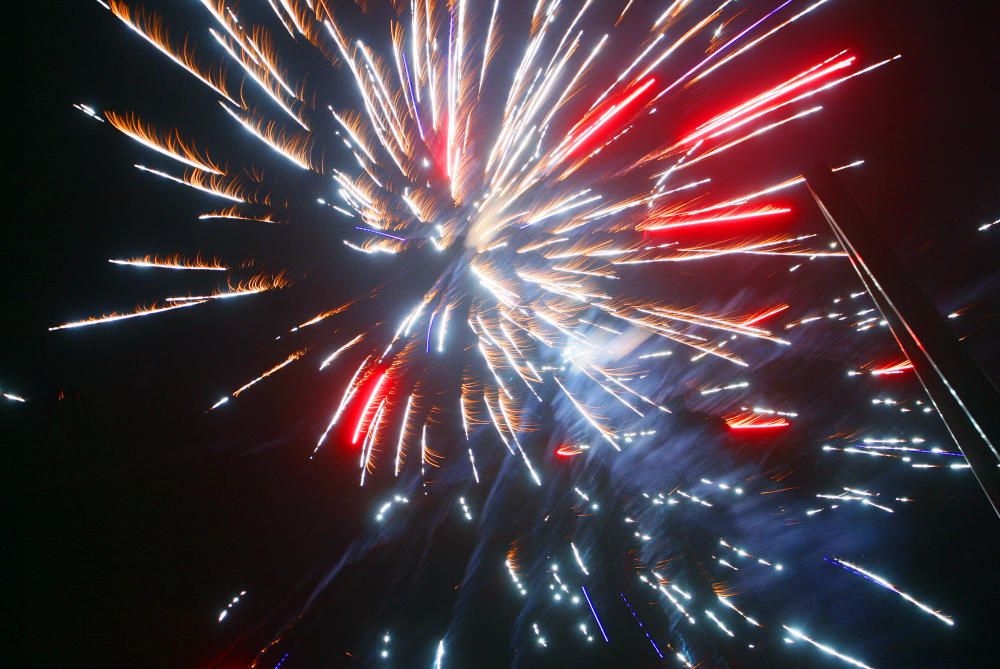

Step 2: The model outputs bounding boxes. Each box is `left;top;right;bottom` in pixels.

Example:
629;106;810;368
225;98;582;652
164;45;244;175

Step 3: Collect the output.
10;1;1000;667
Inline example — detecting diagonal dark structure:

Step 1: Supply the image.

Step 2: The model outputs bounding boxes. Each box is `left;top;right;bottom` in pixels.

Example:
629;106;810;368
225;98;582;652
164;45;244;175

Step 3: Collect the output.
806;166;1000;519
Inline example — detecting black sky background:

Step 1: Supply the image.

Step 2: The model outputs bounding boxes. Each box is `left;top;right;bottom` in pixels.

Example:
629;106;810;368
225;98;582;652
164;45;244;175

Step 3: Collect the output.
8;1;1000;667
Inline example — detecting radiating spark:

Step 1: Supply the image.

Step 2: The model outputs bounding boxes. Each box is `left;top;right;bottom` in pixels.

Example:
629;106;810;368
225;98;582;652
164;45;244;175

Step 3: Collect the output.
229;350;304;400
320;334;366;370
825;557;954;626
108;254;227;271
49;300;206;331
783;625;875;669
581;585;609;643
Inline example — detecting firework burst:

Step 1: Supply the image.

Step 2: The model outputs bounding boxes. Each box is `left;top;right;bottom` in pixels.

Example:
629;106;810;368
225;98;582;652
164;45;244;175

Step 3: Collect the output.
54;0;978;666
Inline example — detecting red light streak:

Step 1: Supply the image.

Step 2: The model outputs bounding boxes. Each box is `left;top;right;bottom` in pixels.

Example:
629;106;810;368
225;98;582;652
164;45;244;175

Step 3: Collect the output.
559;77;656;163
742;304;790;326
352;371;388;445
647;205;791;232
726;413;790;431
871;360;913;376
678;53;856;147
